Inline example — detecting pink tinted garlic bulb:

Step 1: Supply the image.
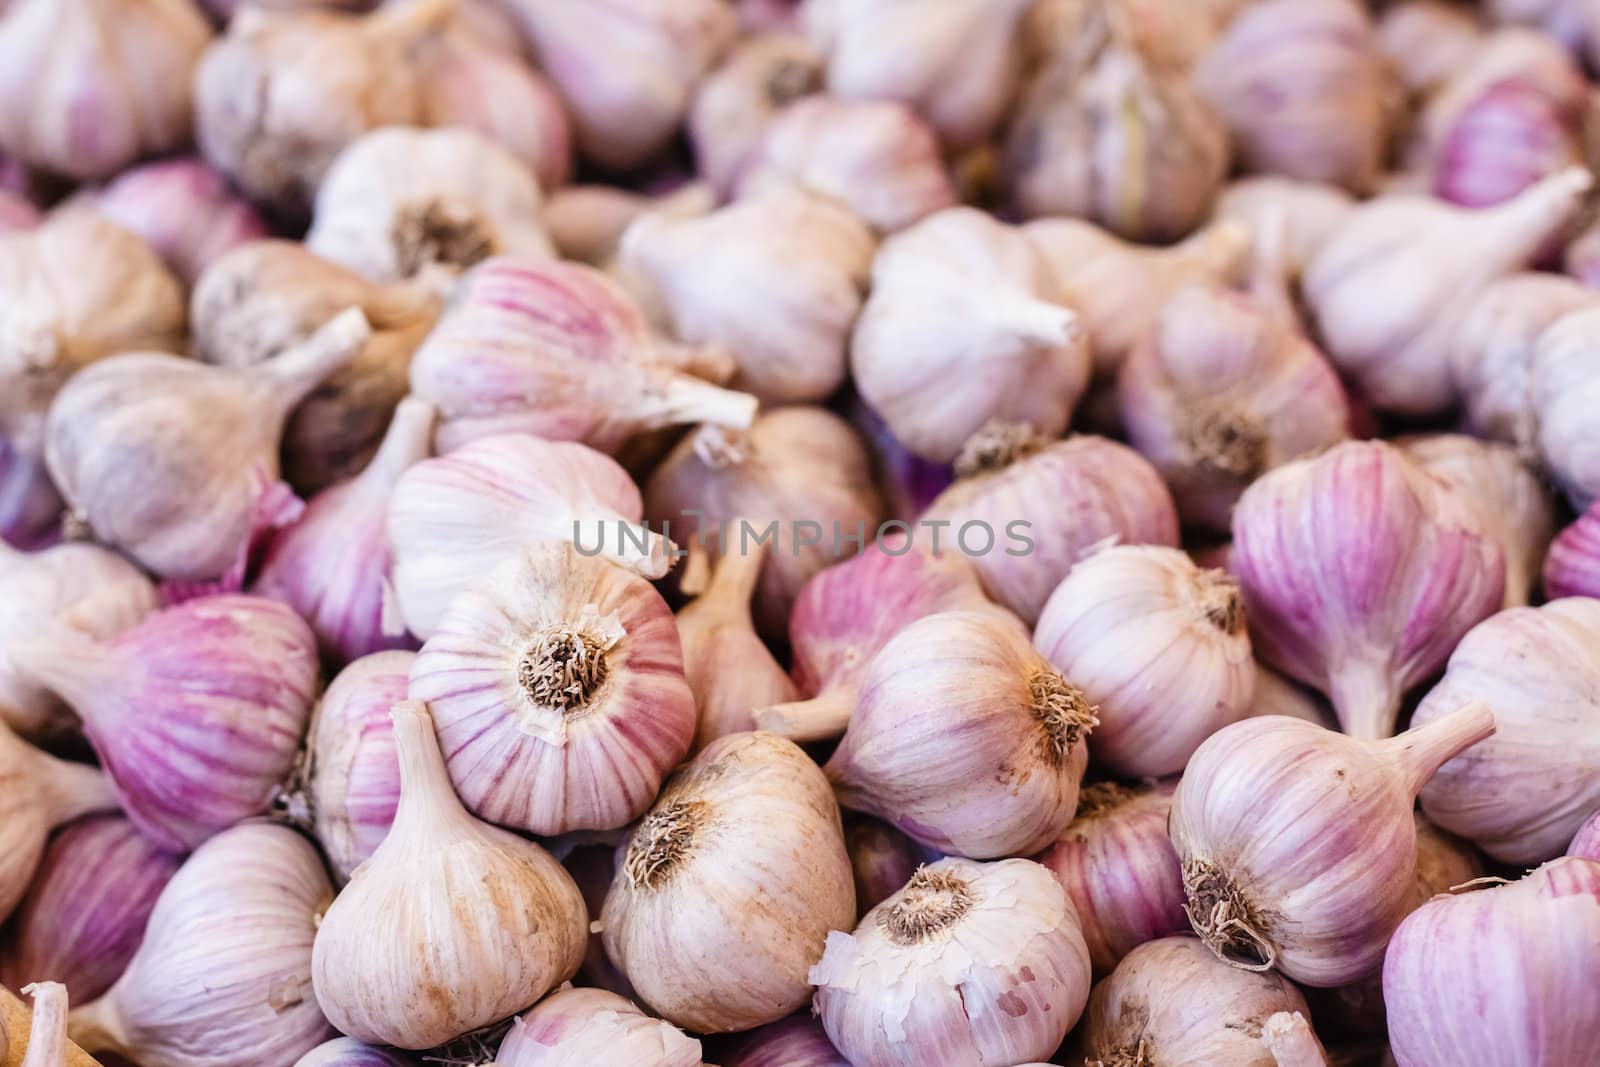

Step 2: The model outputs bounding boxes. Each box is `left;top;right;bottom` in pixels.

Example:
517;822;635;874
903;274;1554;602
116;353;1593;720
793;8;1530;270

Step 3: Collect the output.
688;32;824;196
408;256;757;454
496;987;704;1067
0;440;60;551
388;433;670;640
307;651;412;881
1037;782;1188;974
843;814;925;917
851;208;1089;463
1170;702;1496;986
1414;598;1600;864
255;398;434;664
8;595;320;852
1303;166;1592;415
826;609;1096;859
923;428;1180;625
1545;501;1600;599
1231;441;1506;739
619;187;875;404
90;158;268;286
719;1016;848;1067
735;96;957;233
756;535;990;743
1571;811;1600;860
0;723;117;923
1034;546;1256;777
1384;857;1600;1067
810;858;1091;1067
1532;306;1600;509
1378;0;1487;96
0;0;210;180
0;815;181;1004
409;543;695;836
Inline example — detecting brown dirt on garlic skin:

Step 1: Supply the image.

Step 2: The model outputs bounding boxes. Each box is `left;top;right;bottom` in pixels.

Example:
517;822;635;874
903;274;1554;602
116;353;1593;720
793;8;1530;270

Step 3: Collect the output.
519;627;611;714
881;866;976;945
393;199;497;276
953;420;1049;478
1183;859;1278;972
1029;669;1100;766
1181;410;1268;481
625;800;711;890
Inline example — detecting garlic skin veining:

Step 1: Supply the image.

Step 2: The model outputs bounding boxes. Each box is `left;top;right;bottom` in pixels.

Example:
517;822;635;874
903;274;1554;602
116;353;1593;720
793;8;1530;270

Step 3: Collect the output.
602;732;855;1033
810;857;1092;1067
1532;306;1600;510
688;31;824;197
495;987;705;1067
308;126;553;284
851;208;1089;464
312;700;587;1050
90;157;269;286
408;543;695;836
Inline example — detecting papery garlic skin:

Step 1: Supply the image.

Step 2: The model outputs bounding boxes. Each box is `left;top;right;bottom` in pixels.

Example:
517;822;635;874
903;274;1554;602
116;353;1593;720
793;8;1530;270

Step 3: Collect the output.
851;208;1089;463
1545;501;1600;599
308;126;552;284
1303;166;1592;415
688;31;824;196
293;1039;416;1067
827;610;1095;859
1532;306;1600;509
0;0;211;180
70;822;334;1067
1231;441;1506;739
313;701;586;1049
1384;857;1600;1067
496;987;704;1067
1415;599;1600;864
90;157;268;287
811;858;1091;1067
603;732;854;1033
0;722;117;923
719;1015;849;1067
735;96;957;233
409;543;695;836
1379;0;1487;96
620;187;874;404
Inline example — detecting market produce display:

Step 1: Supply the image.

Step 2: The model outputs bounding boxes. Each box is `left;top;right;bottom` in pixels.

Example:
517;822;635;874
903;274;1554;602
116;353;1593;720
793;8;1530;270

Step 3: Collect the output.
3;1;1600;1065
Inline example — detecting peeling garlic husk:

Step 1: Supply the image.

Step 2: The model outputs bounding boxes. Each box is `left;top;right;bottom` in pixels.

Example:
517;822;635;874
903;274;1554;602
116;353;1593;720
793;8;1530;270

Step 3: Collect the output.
1532;305;1600;510
688;31;824;196
88;157;269;287
308;126;553;284
811;857;1091;1067
496;986;704;1067
1545;501;1600;600
602;732;855;1033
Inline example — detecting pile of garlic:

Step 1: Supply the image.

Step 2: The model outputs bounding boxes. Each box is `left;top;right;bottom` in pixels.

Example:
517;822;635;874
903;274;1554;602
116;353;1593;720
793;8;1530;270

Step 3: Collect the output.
2;1;1600;1066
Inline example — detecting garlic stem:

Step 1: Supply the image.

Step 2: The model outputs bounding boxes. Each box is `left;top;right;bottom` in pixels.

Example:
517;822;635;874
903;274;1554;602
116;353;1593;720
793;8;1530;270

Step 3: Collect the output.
1476;165;1594;254
1326;659;1403;741
386;699;459;835
1382;700;1496;798
360;397;435;485
257;308;373;416
994;297;1080;349
8;626;108;728
754;685;856;743
20;982;67;1067
699;534;768;611
41;756;118;830
65;995;129;1059
642;370;759;433
1261;1011;1327;1067
655;339;738;386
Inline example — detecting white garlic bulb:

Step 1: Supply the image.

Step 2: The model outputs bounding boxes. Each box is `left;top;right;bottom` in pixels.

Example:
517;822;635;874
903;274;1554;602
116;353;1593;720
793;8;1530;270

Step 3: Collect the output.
602;732;855;1033
688;31;824;196
312;700;588;1049
308;126;553;283
811;858;1092;1067
496;987;705;1067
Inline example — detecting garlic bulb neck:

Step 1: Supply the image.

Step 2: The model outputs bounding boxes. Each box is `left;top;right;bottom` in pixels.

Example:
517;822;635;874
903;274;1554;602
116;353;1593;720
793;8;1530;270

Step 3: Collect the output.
1184;858;1278;972
389;699;461;832
880;866;975;945
1191;568;1246;635
20;982;67;1067
623;799;710;891
518;623;615;714
953;421;1048;478
255;307;374;418
1380;699;1496;797
1030;670;1099;765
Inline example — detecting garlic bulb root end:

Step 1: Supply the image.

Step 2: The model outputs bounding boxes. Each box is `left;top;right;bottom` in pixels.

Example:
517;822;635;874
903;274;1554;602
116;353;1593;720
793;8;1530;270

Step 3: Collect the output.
1182;858;1277;973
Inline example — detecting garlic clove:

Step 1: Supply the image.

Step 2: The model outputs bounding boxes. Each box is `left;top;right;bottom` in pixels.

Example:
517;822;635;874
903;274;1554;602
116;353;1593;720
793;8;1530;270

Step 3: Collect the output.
1532;305;1600;510
312;700;587;1049
688;31;824;197
495;986;704;1066
1545;500;1600;600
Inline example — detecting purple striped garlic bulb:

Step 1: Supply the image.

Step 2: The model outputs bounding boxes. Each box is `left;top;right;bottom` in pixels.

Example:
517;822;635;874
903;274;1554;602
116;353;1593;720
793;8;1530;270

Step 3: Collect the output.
90;157;268;286
496;987;704;1067
1231;440;1506;739
1545;501;1600;599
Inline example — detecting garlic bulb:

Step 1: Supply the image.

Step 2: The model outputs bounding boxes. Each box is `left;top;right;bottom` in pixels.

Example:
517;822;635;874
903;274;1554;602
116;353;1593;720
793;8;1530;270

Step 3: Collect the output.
720;1016;849;1067
1414;598;1600;865
255;398;432;664
1037;781;1188;974
409;255;758;454
924;429;1180;625
645;409;883;638
0;814;180;1004
1119;276;1350;532
802;0;1034;152
851;208;1089;463
1035;546;1255;777
47;309;371;582
9;594;320;852
1533;306;1600;509
843;814;926;917
500;0;737;170
811;857;1091;1066
69;822;335;1067
1303;166;1592;415
191;240;444;494
0;189;38;234
294;1040;415;1067
307;650;412;881
90;157;268;286
1399;434;1556;608
1231;441;1506;739
0;721;117;923
1079;936;1321;1067
1170;702;1495;986
195;1;450;211
1448;273;1597;452
308;126;553;284
1195;0;1390;193
1384;857;1600;1067
688;31;824;196
846;394;956;525
496;987;704;1067
1489;0;1600;66
1546;501;1600;599
735;96;958;233
620;187;874;404
827;609;1095;858
756;535;990;743
313;700;586;1048
1378;0;1486;96
0;0;210;180
603;732;853;1032
0;439;59;551
1572;810;1600;860
0;539;156;740
409;543;695;835
1023;216;1249;376
676;540;798;747
389;432;670;640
